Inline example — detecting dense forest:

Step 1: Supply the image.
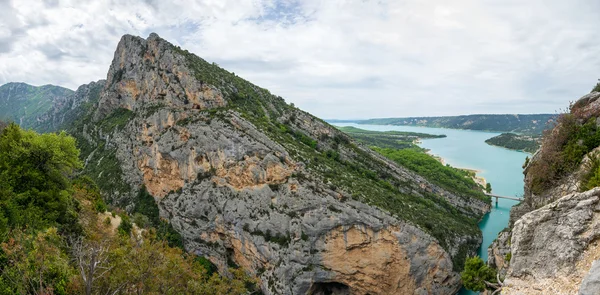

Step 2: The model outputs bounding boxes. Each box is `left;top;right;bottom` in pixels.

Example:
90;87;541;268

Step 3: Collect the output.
0;123;253;295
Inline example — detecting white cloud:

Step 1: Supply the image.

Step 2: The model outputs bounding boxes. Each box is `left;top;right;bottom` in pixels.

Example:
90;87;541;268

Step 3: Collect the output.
0;0;599;119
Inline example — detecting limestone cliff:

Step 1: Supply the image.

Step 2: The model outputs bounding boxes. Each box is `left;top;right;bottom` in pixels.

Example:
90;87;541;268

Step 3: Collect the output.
488;91;600;295
32;33;491;294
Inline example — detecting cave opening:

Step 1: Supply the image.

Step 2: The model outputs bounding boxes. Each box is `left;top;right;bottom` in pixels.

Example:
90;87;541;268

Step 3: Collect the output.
308;282;351;295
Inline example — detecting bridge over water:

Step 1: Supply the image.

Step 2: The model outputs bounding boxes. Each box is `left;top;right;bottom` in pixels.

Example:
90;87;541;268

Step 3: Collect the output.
485;193;522;206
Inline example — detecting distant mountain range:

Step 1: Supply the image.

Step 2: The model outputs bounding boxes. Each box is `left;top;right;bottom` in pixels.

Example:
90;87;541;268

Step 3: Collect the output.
0;83;73;128
335;114;558;135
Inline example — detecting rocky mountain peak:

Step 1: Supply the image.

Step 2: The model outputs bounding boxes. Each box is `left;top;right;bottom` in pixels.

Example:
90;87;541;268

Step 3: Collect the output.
94;33;226;121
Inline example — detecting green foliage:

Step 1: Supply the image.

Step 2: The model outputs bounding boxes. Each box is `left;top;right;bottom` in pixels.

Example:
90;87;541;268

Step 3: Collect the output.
99;108;134;132
581;152;600;191
156;219;184;249
94;198;108;213
0;228;74;295
132;213;151;228
0;124;82;236
505;252;512;262
133;187;160;226
461;256;498;292
118;214;133;235
529;113;600;194
485;133;540;153
374;147;489;202
592;79;600;93
195;256;218;276
132;186;184;248
485;183;492;194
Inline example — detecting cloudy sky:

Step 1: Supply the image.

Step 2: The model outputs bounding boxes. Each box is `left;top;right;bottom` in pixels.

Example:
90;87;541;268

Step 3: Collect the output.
1;0;599;119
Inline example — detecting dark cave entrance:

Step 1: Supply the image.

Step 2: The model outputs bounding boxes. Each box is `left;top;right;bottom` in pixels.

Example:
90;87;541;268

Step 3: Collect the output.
308;282;351;295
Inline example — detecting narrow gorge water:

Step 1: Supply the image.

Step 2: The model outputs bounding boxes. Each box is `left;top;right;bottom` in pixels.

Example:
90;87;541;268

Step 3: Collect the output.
334;123;529;294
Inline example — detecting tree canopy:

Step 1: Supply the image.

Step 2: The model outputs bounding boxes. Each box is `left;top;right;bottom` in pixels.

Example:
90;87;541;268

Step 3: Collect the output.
0;124;254;294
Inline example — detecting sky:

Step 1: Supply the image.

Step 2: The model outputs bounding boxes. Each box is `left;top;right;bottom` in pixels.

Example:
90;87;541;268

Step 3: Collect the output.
0;0;599;119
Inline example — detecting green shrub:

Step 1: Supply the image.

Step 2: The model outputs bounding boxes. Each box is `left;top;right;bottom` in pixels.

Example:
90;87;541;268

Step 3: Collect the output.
94;198;108;213
529;113;600;194
581;152;600;191
461;256;498;292
592;80;600;93
195;256;217;276
118;214;133;235
133;213;151;228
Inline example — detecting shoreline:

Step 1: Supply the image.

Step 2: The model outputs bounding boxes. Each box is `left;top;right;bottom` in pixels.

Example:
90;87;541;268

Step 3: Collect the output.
484;141;534;155
426;151;488;189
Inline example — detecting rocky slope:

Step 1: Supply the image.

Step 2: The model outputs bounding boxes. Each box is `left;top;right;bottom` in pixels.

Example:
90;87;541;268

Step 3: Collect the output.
0;82;73;128
12;33;492;294
488;91;600;295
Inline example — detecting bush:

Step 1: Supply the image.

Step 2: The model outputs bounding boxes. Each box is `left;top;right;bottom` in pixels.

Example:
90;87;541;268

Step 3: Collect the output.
592;80;600;93
528;112;600;194
95;198;108;213
461;256;498;292
195;256;218;276
118;214;133;235
133;213;151;228
581;152;600;191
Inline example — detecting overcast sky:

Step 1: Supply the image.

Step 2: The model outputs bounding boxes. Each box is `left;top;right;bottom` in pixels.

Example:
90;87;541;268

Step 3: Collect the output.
1;0;599;119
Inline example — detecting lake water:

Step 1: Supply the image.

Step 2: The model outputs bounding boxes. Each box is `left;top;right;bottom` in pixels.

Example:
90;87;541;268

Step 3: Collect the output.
332;123;529;295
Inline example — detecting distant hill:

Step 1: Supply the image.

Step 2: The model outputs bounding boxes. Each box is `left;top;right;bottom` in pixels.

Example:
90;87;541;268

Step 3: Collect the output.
0;82;73;128
358;114;557;134
484;133;541;153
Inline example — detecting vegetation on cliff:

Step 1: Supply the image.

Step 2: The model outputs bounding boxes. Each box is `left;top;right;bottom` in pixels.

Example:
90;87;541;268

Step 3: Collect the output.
373;148;488;202
0;124;253;294
461;256;499;292
485;133;540;153
527;95;600;195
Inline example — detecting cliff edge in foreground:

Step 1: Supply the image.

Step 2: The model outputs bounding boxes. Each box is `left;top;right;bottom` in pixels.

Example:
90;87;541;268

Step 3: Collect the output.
489;90;600;295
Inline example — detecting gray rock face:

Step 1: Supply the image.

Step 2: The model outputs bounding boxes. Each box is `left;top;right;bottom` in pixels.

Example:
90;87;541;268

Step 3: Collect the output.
580;260;600;295
509;188;600;279
34;33;492;295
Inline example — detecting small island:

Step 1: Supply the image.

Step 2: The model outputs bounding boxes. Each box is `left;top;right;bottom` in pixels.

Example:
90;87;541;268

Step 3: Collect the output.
484;133;540;153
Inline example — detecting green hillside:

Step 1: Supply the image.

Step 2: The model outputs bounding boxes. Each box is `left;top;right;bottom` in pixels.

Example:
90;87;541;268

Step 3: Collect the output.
0;83;73;128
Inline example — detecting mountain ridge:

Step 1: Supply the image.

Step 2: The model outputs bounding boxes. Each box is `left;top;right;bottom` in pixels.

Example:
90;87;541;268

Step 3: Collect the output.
353;113;557;135
0;82;74;128
1;33;491;294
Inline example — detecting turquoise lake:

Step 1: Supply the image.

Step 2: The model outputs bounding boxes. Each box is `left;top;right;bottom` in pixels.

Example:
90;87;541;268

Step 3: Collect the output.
332;123;529;295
